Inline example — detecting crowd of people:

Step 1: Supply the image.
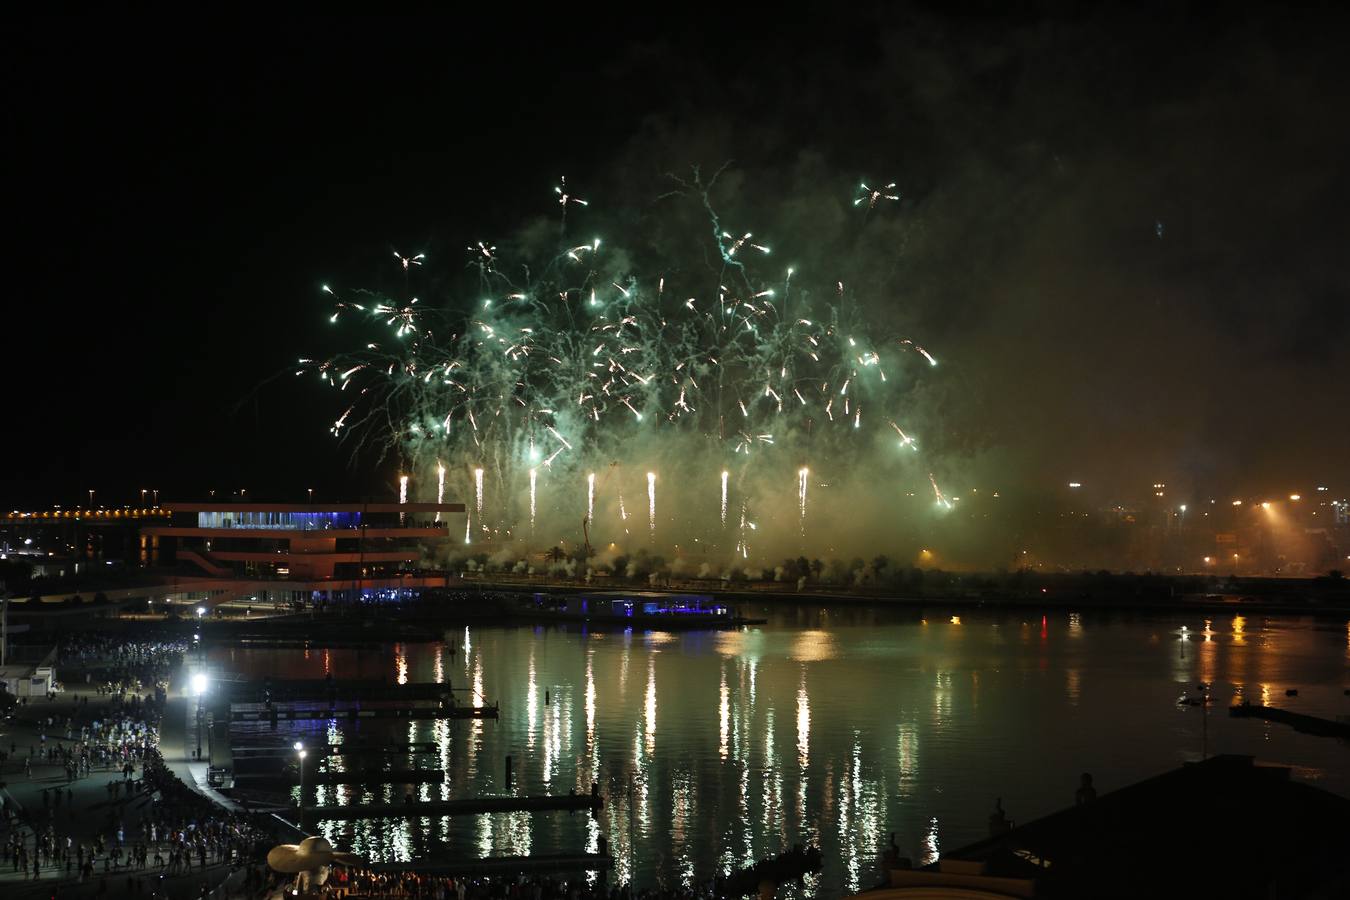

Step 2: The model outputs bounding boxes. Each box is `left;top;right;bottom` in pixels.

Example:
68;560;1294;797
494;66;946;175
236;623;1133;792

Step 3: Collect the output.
5;635;806;900
1;636;271;896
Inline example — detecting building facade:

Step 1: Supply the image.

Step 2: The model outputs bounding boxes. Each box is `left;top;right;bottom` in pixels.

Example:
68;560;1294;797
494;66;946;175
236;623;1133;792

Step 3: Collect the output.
138;501;466;606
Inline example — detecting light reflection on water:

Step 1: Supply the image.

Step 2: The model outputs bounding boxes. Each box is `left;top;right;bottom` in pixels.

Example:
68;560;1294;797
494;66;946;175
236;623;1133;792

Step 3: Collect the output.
214;607;1350;899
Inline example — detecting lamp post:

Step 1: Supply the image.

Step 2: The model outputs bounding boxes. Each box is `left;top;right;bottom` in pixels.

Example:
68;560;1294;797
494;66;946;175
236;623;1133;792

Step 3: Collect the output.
294;741;308;829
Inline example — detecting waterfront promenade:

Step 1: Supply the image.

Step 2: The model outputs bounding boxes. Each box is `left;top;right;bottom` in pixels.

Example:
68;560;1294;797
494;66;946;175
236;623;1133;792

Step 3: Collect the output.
0;644;269;898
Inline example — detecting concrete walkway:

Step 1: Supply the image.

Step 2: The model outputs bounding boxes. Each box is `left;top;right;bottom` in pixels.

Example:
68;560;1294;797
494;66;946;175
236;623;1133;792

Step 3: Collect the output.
159;669;242;814
0;670;251;898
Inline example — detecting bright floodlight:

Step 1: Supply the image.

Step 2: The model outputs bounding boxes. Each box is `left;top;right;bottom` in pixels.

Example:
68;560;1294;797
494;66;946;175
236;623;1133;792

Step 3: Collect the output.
196;606;206;617
191;673;208;695
293;741;304;752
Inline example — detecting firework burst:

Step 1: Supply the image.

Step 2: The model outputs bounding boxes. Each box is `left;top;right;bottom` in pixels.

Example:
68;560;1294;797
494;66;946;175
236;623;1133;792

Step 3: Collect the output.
303;171;946;561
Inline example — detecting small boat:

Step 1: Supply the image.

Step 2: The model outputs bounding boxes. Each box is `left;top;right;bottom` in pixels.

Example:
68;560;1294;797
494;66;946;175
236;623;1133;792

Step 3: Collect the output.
520;590;763;630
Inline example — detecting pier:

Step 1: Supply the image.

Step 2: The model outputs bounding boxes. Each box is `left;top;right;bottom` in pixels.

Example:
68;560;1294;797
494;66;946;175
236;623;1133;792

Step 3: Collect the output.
229;704;498;721
369;854;614;876
1228;702;1350;738
305;793;603;820
222;679;459;702
231;741;441;758
234;769;447;786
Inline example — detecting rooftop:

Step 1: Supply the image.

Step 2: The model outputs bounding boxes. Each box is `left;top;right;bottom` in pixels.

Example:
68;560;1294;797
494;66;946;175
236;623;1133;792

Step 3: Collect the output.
865;755;1350;900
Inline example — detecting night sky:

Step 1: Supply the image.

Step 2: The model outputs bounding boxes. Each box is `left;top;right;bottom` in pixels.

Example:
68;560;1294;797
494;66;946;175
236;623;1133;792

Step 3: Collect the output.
7;5;1349;510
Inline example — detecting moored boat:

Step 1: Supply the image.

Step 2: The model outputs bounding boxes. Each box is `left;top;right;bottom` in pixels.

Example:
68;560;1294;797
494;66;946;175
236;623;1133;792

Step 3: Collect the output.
519;590;763;629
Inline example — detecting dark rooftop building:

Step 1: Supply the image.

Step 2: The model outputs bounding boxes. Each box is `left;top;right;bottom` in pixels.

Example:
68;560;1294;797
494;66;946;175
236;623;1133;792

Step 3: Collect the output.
858;755;1350;899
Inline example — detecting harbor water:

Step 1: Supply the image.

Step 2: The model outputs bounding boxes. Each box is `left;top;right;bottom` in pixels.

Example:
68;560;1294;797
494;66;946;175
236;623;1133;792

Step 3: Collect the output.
210;605;1350;898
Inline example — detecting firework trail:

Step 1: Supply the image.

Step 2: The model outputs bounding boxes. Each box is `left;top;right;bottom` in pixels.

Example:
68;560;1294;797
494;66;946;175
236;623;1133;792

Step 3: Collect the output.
647;471;656;538
529;468;538;532
798;466;809;525
436;461;446;522
474;467;484;531
720;470;729;527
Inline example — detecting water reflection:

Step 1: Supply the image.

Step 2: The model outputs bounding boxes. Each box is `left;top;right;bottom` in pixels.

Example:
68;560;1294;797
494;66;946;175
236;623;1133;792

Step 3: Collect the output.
920;816;940;867
796;670;810;770
217;608;1349;899
896;722;918;799
585;650;597;743
791;629;837;662
644;653;657;757
526;650;538;750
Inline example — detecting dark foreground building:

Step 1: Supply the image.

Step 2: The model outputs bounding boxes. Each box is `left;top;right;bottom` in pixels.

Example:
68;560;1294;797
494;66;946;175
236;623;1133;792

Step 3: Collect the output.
859;755;1350;899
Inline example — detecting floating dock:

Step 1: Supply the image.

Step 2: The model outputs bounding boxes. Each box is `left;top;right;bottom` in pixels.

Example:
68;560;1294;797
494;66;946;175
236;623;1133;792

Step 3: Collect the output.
234;769;446;786
232;741;441;758
369;853;614;876
224;680;459;702
230;704;497;722
306;793;602;820
1228;703;1350;738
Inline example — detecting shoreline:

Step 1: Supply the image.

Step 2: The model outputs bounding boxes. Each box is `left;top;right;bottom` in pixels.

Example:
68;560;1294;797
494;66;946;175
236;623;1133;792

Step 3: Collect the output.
4;575;1346;650
451;577;1350;618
